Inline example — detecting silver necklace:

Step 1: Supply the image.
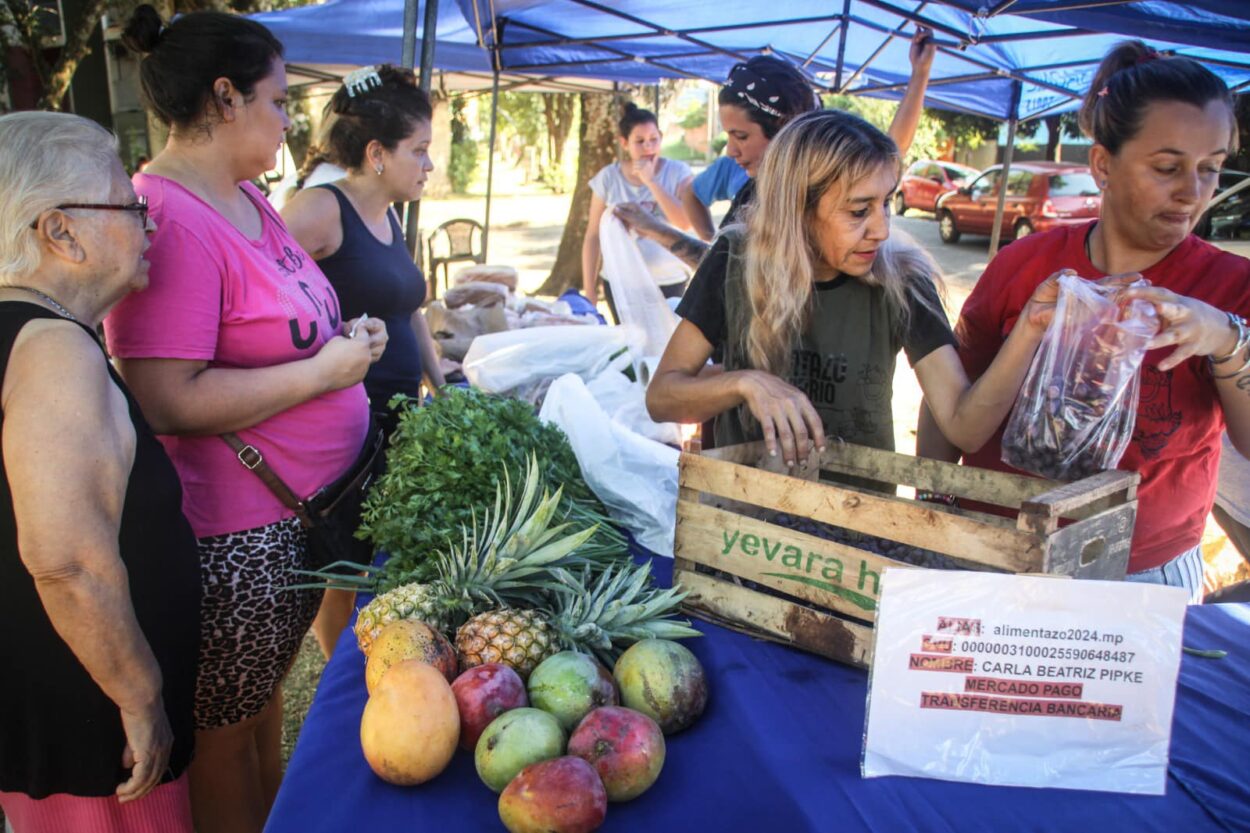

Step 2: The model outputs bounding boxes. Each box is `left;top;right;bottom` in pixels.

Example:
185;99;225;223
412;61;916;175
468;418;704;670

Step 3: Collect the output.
6;285;80;323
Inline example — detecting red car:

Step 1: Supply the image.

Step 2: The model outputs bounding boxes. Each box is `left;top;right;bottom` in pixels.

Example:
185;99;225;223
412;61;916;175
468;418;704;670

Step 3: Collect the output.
894;160;980;215
935;162;1101;244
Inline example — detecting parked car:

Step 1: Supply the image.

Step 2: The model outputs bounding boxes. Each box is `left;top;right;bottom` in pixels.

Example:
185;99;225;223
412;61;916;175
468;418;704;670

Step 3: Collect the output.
1195;169;1250;242
894;160;980;215
935;162;1101;244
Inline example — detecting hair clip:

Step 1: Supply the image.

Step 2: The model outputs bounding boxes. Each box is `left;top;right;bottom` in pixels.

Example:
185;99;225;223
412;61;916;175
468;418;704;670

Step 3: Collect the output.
1097;86;1109;98
344;67;383;98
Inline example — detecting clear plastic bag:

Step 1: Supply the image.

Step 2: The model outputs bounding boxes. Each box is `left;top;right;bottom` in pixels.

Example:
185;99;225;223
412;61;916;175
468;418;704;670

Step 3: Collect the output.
1002;273;1158;481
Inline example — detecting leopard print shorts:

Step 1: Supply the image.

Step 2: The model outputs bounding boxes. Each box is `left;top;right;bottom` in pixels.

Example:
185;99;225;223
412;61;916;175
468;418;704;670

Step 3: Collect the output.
194;516;323;729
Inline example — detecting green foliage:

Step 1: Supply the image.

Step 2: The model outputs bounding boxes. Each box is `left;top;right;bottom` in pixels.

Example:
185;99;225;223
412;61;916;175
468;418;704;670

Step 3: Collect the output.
449;96;478;193
677;100;707;130
929;110;1001;150
711;134;727;155
822;94;944;163
359;388;623;588
660;137;702;162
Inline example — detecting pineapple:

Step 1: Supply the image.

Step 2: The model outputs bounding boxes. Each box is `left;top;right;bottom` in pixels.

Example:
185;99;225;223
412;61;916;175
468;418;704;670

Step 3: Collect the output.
353;582;449;655
452;608;556;680
341;455;596;655
456;561;701;675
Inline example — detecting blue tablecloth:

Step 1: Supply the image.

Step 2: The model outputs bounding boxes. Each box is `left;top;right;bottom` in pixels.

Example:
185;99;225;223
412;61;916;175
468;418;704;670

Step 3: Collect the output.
265;558;1250;833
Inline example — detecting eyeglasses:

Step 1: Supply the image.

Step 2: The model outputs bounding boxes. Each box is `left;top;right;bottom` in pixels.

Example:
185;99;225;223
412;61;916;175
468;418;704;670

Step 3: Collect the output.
29;196;149;229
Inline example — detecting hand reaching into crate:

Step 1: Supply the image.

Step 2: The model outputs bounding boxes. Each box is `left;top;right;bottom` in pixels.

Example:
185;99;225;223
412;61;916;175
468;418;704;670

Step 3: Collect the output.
735;370;826;467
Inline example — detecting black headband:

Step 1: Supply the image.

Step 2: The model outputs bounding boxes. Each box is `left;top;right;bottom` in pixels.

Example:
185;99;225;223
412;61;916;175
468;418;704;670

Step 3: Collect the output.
724;63;785;119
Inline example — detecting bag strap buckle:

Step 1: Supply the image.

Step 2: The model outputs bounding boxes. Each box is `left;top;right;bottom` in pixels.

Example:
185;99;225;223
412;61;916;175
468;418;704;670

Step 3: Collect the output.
237;444;264;471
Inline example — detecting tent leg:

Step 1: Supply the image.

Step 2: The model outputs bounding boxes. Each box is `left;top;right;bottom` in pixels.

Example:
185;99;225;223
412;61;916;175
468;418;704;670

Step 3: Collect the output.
484;69;500;261
989;81;1023;260
404;0;439;267
988;117;1018;259
401;0;418;69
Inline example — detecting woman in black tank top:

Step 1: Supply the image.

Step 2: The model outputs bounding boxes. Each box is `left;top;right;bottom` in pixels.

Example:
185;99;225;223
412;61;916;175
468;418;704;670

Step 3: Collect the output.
0;112;200;831
282;65;444;659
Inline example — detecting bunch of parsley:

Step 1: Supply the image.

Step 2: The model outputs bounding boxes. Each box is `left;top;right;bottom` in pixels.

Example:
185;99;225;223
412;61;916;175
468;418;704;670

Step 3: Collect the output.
359;388;625;588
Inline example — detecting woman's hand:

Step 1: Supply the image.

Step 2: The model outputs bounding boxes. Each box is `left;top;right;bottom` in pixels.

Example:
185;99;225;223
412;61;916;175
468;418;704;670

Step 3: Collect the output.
633;157;658;185
736;370;826;467
909;27;936;74
314;332;373;391
614;203;669;242
116;698;173;803
1019;269;1070;331
1019;270;1142;331
347;316;389;363
1120;286;1239;371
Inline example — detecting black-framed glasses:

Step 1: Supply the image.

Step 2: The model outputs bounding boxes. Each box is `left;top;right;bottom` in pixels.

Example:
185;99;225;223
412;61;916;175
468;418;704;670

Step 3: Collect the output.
29;196;149;229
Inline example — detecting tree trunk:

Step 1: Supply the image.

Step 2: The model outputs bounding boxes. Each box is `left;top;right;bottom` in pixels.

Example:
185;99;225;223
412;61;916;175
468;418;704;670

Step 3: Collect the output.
538;92;618;297
543;93;575;166
1044;115;1062;162
38;0;108;110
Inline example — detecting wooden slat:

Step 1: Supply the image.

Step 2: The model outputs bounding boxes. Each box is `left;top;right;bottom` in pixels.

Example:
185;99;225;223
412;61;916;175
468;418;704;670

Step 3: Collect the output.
679;453;1043;572
678;570;874;667
675;500;904;622
1022;470;1140;520
815;441;1061;510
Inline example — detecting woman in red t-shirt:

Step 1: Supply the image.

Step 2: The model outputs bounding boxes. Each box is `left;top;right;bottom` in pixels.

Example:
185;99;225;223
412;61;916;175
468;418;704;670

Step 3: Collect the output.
925;41;1250;600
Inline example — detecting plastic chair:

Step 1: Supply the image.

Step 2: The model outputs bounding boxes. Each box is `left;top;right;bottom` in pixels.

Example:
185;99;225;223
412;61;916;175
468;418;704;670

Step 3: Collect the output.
426;218;485;299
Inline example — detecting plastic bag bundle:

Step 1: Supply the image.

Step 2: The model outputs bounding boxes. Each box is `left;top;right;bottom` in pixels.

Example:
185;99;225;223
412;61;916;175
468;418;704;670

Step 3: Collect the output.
1002;273;1158;481
539;373;680;556
598;211;680;360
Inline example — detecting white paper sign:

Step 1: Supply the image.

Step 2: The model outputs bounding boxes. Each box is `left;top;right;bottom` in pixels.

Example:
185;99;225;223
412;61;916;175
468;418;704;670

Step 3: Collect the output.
862;569;1188;794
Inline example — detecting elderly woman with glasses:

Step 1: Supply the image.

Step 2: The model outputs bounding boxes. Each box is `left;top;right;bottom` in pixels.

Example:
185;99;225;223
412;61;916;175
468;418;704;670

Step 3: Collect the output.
0;111;201;833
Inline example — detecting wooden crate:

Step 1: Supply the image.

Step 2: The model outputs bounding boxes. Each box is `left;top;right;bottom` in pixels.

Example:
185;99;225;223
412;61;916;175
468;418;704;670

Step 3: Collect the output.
673;441;1140;668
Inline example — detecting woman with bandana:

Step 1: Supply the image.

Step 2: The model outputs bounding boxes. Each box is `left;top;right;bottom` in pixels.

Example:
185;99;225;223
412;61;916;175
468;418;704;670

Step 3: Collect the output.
615;28;935;269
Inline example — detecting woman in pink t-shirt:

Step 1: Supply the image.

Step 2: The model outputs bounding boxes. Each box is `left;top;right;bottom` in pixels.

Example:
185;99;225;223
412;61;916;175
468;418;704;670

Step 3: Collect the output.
105;8;387;833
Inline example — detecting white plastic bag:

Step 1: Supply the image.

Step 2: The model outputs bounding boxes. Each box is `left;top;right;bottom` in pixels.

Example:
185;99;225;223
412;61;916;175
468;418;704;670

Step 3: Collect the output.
863;569;1187;795
539;373;680;555
462;326;630;401
599;211;680;361
585;369;682;446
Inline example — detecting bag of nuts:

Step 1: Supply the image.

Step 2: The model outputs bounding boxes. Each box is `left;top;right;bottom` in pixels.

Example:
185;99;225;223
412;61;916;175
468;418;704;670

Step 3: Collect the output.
1002;273;1158;481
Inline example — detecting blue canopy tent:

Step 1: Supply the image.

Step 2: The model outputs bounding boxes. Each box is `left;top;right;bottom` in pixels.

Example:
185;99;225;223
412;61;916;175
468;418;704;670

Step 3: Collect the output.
253;0;1250;258
455;0;1250;253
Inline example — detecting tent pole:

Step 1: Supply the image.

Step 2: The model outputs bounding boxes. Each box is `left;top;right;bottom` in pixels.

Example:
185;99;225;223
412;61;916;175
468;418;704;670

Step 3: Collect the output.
988;81;1023;260
833;0;850;90
401;0;419;69
418;0;439;90
484;68;501;261
403;0;438;268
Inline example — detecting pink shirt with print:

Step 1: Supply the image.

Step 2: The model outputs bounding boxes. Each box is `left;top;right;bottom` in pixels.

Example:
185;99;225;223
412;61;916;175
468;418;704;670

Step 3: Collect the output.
105;175;370;539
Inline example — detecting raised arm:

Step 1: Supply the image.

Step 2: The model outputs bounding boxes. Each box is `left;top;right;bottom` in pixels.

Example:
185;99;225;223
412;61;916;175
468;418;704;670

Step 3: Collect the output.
635;159;692;231
887;28;936;158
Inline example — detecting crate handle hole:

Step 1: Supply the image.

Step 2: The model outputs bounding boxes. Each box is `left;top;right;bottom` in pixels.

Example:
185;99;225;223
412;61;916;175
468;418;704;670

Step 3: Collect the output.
1080;538;1106;567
